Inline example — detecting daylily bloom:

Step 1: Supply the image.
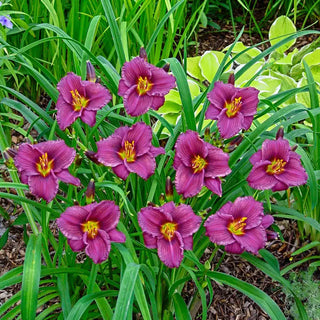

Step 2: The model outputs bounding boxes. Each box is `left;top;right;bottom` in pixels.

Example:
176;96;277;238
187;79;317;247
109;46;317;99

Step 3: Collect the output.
247;137;308;191
14;140;80;202
138;202;202;268
95;122;165;180
118;52;176;116
56;72;111;130
173;130;231;198
0;15;13;29
57;201;126;264
204;196;274;254
205;81;259;139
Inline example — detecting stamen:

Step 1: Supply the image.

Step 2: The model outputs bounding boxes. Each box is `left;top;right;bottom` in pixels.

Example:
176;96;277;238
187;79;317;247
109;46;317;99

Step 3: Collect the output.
82;220;100;239
228;217;247;236
160;222;177;241
136;76;152;96
225;97;242;118
266;158;286;175
191;155;208;173
118;141;136;162
36;153;54;177
70;89;89;112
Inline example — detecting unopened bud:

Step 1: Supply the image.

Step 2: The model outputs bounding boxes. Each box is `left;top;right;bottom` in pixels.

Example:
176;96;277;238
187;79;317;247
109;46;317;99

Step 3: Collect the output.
74;154;82;167
204;127;211;142
228;73;235;85
86;61;96;82
139;47;148;61
291;145;298;152
4;148;17;160
159;193;165;205
204;260;211;270
147;201;156;207
229;135;243;146
85;179;95;204
85;150;101;165
73;200;79;206
162;63;170;73
276;127;284;140
165;176;173;201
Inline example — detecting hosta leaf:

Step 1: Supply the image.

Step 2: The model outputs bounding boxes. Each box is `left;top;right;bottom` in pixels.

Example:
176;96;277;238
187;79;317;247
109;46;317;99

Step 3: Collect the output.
199;51;220;82
224;41;262;64
235;61;264;86
269;16;296;54
302;48;320;67
187;56;205;81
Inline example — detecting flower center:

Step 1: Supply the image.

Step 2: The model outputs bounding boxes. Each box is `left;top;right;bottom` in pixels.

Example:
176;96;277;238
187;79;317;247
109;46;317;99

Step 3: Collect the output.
225;97;242;118
70;89;89;112
228;217;247;236
136;76;152;96
266;158;286;175
118;140;136;163
191;155;208;174
82;220;100;239
36;153;54;177
160;222;177;241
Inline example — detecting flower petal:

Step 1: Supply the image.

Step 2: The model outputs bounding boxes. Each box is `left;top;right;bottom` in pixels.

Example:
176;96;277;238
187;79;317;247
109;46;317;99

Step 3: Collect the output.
175;130;208;167
84;82;111;111
15;143;41;176
247;160;278;190
118;79;130;96
171;204;202;236
112;164;130;180
217;108;244;139
125;153;156;180
121;57;151;87
84;230;111;264
149;66;176;95
261;215;274;229
157;232;184;268
88;200;120;232
249;150;262;165
96;135;123;167
68;239;86;252
204;144;231;178
175;164;204;198
124;85;153;116
233;225;266;254
56;95;80;130
81;109;97;127
271;181;289;192
236;87;259;116
126;122;152;156
35;140;76;171
55;169;80;186
108;229;126;243
28;174;58;202
224;242;244;254
204;213;235;245
143;232;157;249
261;138;290;162
138;206;172;237
207;82;235;112
231;196;263;229
57;72;81;104
151;96;165;111
183;235;193;250
149;146;165;157
204;177;222;196
205;103;221;120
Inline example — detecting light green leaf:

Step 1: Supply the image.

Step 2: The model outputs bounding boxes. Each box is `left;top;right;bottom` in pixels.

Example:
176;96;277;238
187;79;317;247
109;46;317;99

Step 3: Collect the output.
250;75;281;98
187;56;205;81
224;41;262;64
235;61;264;86
269;16;297;54
199;51;220;82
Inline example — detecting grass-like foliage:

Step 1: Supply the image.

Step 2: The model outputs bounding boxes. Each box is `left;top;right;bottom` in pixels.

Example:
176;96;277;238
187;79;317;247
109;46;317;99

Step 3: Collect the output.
0;1;320;319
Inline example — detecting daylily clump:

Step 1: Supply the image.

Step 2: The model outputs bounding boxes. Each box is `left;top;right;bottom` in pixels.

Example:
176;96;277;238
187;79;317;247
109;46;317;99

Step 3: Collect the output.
173;130;231;198
56;71;111;130
57;200;126;264
95;122;165;180
138;202;202;268
14;140;80;202
205;81;259;139
204;196;275;254
247;136;308;191
118;49;176;116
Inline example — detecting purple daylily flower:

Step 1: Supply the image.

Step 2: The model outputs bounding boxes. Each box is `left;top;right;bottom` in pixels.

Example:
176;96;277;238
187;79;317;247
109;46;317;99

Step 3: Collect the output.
56;72;111;130
138;202;202;268
95;122;165;180
14;140;80;202
204;196;274;254
247;137;308;191
205;81;259;139
0;15;13;29
118;56;176;116
173;130;231;198
57;200;126;264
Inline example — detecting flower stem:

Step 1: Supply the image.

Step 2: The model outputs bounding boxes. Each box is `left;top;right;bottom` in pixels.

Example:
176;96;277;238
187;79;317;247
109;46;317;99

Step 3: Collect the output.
87;262;98;294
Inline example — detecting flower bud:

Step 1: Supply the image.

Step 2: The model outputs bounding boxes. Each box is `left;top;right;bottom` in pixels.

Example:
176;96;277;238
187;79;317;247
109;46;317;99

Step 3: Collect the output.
4;148;17;160
204;127;211;142
85;179;95;204
204;260;211;270
139;47;148;61
162;63;170;73
74;154;82;167
276;127;284;140
291;145;298;152
165;176;173;201
85;150;101;165
159;193;165;205
86;61;96;82
228;73;235;85
229;135;243;146
147;201;156;207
